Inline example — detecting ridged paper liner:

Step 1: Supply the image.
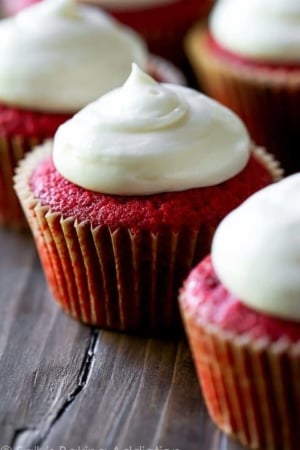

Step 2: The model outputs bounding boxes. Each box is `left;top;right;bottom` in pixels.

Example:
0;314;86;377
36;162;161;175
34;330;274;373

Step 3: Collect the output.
250;145;282;183
185;25;300;174
179;299;300;450
0;133;42;230
15;143;281;332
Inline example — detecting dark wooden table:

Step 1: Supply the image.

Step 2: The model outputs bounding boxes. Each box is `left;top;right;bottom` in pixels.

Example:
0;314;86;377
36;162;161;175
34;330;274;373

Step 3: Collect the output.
0;226;246;450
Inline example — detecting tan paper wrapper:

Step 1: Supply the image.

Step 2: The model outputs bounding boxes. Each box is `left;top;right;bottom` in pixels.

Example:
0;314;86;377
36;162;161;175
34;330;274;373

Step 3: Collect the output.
179;300;300;450
185;25;300;174
15;143;281;333
0;133;43;230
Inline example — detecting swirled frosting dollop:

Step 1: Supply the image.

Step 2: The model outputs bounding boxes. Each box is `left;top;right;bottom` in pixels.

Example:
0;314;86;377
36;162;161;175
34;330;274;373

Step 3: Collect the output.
210;0;300;62
0;0;147;112
53;64;250;195
212;174;300;321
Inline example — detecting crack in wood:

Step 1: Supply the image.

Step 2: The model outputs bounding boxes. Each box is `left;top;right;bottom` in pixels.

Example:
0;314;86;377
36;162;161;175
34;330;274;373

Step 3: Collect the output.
11;328;99;450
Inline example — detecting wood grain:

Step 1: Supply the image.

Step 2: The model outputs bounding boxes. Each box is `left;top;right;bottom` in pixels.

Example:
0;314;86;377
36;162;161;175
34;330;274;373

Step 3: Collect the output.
0;227;246;450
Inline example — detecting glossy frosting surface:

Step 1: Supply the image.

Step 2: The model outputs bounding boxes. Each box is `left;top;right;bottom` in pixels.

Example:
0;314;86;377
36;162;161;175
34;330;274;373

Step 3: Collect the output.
212;175;300;321
210;0;300;62
53;65;250;195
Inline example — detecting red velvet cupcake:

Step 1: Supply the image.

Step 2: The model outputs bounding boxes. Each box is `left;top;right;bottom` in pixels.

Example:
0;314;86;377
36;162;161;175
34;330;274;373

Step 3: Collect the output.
185;0;300;174
0;0;184;230
15;65;280;333
179;175;300;449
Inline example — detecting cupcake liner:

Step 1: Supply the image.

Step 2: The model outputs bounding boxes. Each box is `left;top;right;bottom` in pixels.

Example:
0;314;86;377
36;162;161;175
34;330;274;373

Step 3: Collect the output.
19;208;201;332
179;305;300;450
185;25;300;174
0;133;42;230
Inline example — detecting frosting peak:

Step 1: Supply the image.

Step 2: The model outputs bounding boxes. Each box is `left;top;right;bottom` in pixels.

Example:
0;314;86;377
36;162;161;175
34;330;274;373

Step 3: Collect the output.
95;64;188;132
212;174;300;321
0;0;147;112
53;66;250;196
210;0;300;62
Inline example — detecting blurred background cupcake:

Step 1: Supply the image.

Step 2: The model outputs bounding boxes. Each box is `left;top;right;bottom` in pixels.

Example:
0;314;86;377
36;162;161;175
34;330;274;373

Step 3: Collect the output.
1;0;38;15
0;0;184;230
80;0;215;70
185;0;300;175
15;65;280;333
2;0;215;70
180;174;300;450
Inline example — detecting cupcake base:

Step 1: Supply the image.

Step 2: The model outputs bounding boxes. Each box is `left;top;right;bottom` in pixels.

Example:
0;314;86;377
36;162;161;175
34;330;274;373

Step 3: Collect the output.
15;145;210;333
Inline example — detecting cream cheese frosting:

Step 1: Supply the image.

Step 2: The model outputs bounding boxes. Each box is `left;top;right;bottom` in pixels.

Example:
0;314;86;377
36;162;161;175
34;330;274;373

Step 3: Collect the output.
53;64;250;195
212;174;300;321
210;0;300;62
0;0;147;112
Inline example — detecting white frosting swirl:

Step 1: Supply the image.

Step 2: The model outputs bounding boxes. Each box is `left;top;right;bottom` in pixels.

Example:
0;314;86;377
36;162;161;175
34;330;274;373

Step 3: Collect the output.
210;0;300;62
53;64;250;195
212;174;300;321
0;0;147;112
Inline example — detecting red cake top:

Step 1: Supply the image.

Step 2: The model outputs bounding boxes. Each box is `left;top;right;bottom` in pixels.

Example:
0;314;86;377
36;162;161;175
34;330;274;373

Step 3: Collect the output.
181;255;300;342
206;33;300;72
0;103;72;139
29;152;273;233
0;101;125;143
